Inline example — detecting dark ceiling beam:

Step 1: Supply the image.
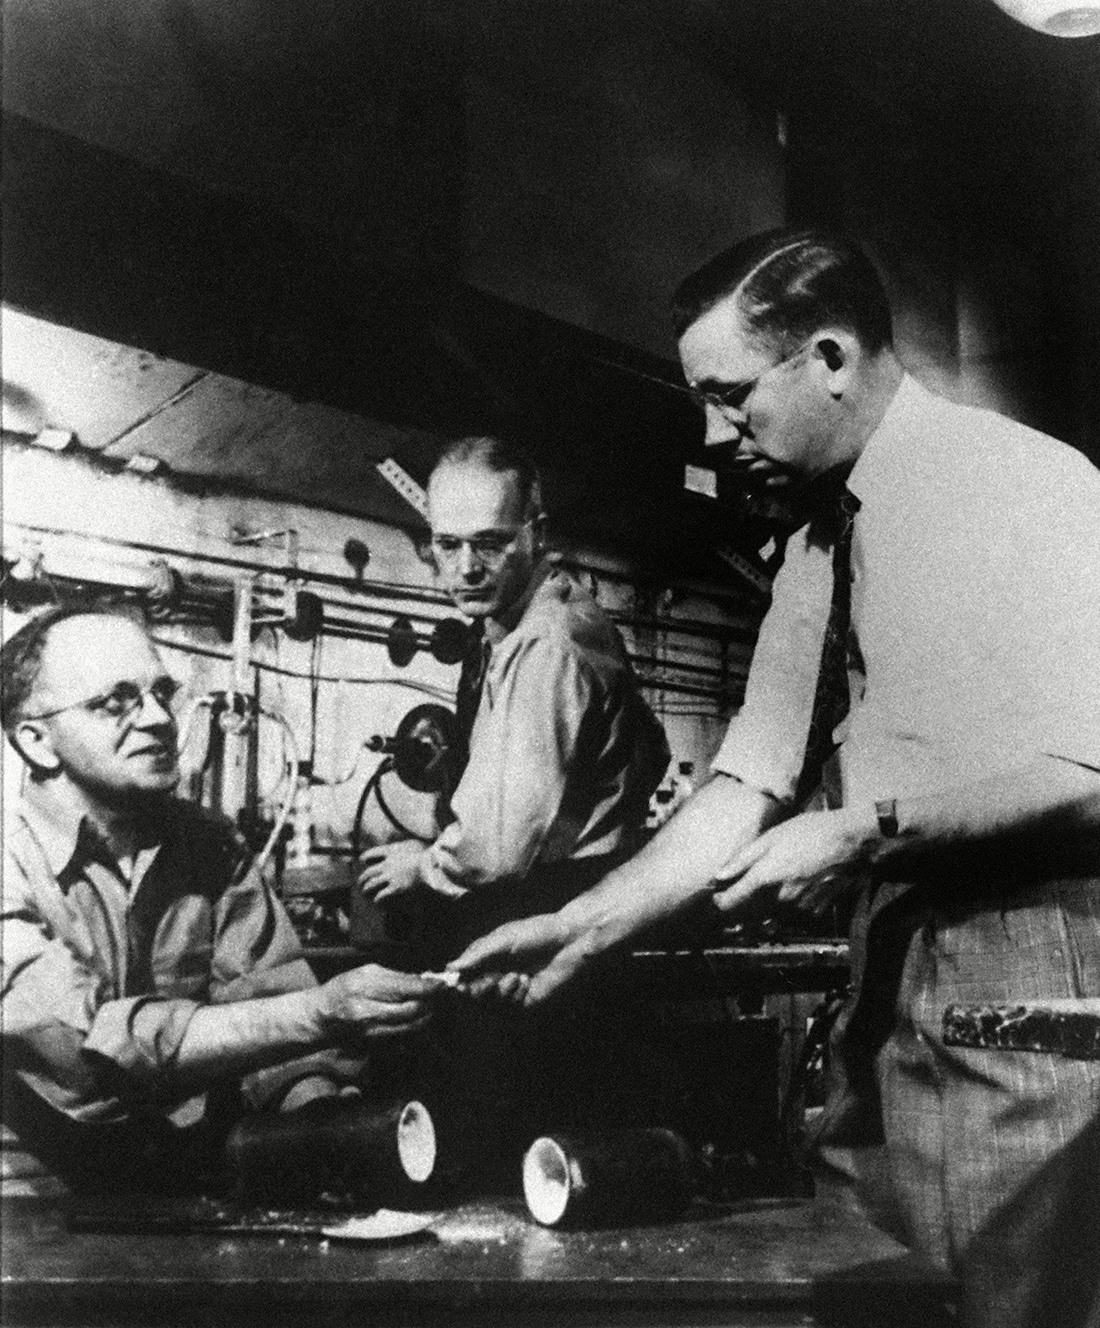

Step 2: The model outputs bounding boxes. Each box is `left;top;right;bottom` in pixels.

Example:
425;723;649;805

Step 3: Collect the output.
2;111;769;588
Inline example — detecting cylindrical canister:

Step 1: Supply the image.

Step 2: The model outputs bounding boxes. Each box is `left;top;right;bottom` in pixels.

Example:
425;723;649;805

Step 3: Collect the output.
225;1096;436;1206
522;1127;695;1228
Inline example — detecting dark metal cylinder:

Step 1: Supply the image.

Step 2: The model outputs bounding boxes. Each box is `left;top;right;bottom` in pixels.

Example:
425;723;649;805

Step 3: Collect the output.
225;1096;435;1206
522;1127;695;1228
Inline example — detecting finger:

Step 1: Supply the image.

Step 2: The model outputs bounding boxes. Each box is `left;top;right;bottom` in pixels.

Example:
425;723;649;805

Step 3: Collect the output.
711;874;766;913
802;876;847;916
461;972;528;1002
777;881;803;905
463;973;507;1000
712;840;765;884
357;846;388;865
525;951;584;1005
361;1011;434;1039
371;881;408;905
712;855;749;884
345;965;438;1000
497;972;530;1003
346;997;432;1025
357;869;387;892
449;924;526;975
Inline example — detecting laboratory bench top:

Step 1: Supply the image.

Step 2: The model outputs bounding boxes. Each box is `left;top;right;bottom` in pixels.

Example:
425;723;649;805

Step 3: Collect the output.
2;1189;955;1328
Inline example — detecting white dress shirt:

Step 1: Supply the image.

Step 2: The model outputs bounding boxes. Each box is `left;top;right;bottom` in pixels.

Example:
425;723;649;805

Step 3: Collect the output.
713;374;1100;806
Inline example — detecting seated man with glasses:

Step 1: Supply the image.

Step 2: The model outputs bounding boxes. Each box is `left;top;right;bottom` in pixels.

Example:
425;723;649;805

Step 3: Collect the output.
1;604;438;1191
358;436;672;1146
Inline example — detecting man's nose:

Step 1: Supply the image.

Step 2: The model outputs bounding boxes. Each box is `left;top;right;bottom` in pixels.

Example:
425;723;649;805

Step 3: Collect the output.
133;690;176;728
703;404;745;449
456;544;483;578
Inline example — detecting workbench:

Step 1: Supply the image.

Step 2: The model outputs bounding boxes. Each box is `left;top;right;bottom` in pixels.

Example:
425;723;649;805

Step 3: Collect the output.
2;1189;955;1328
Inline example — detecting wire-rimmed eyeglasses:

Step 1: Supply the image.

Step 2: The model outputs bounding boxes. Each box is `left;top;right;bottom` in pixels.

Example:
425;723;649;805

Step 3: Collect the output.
430;519;535;567
25;677;181;725
686;339;815;416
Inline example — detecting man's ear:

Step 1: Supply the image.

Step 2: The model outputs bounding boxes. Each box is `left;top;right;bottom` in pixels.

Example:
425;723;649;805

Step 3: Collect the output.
10;719;62;776
813;330;859;397
531;513;549;555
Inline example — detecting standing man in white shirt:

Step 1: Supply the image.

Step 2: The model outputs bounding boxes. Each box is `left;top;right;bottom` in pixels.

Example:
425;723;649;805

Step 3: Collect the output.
453;230;1100;1327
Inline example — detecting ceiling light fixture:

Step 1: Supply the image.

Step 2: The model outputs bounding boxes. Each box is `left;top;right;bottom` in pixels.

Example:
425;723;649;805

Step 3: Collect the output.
990;0;1100;36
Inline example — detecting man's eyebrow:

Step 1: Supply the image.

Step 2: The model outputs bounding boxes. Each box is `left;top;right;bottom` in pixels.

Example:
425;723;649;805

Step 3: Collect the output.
691;374;750;390
434;527;515;538
94;673;175;695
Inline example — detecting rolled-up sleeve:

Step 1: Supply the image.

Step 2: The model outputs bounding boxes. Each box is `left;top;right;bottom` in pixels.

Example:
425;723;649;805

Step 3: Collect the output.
711;525;832;804
2;820;358;1122
421;636;593;895
2;851;192;1123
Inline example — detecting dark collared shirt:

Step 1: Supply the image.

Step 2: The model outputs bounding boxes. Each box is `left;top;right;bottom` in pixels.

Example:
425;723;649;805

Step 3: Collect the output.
421;561;670;895
2;787;335;1127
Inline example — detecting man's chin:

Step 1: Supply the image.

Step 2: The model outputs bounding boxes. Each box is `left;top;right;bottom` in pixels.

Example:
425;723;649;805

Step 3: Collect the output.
132;767;181;797
453;598;496;618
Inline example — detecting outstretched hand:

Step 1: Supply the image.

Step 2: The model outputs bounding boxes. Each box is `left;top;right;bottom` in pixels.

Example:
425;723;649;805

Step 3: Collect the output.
447;913;584;1006
316;963;439;1039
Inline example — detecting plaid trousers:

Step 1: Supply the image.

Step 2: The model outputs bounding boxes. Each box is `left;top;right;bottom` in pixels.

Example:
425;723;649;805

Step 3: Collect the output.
819;872;1100;1328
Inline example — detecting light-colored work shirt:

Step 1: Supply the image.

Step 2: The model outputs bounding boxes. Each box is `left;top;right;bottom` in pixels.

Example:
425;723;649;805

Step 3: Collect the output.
714;374;1100;805
421;562;670;896
2;787;344;1127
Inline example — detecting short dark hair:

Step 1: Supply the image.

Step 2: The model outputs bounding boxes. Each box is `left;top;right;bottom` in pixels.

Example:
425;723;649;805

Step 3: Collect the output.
429;436;544;522
0;602;143;733
672;228;894;355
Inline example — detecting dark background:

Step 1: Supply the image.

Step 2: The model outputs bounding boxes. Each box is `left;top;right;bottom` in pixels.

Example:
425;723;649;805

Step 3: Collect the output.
4;0;1099;575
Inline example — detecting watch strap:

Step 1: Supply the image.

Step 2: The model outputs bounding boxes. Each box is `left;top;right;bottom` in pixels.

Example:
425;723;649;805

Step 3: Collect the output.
875;797;899;838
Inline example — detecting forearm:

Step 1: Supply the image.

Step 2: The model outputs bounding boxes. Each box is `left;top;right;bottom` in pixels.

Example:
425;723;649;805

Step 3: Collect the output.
859;757;1100;878
559;774;782;956
167;986;325;1089
421;785;559;896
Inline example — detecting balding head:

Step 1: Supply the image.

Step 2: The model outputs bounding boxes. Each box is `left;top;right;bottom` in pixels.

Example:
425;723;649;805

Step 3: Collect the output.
2;606;180;808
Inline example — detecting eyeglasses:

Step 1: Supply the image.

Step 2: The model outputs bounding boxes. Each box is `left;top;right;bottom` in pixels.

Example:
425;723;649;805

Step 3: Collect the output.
687;339;813;416
26;677;181;725
430;520;534;567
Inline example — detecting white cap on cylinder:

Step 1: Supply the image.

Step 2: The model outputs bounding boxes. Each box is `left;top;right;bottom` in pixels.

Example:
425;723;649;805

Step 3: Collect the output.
397;1101;437;1184
523;1137;573;1226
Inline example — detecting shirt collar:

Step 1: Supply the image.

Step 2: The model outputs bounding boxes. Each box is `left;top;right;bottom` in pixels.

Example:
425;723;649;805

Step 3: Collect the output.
846;373;930;507
20;781;167;883
484;557;556;646
20;782;101;880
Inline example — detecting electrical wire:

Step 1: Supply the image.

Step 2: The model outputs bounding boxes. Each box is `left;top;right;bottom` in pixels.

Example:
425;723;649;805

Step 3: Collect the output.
251;705;300;878
372;764;429;841
154;631;733;706
308;633;322;768
349;758;431;863
150;634;455;701
176;690;300;878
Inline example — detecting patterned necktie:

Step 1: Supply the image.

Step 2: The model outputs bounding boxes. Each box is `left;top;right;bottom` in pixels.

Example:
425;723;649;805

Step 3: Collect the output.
450;620;490;784
796;488;860;804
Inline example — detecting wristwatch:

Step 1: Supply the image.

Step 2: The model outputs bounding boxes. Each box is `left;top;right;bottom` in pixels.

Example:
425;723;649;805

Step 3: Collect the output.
874;797;899;838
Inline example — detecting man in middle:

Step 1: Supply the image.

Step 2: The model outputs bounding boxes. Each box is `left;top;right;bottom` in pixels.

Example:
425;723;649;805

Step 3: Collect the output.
358;435;672;1142
360;433;669;947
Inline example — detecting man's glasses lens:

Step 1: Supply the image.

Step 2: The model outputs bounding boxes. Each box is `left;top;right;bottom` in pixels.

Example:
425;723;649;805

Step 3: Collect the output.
431;533;518;563
91;678;180;719
691;379;757;415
